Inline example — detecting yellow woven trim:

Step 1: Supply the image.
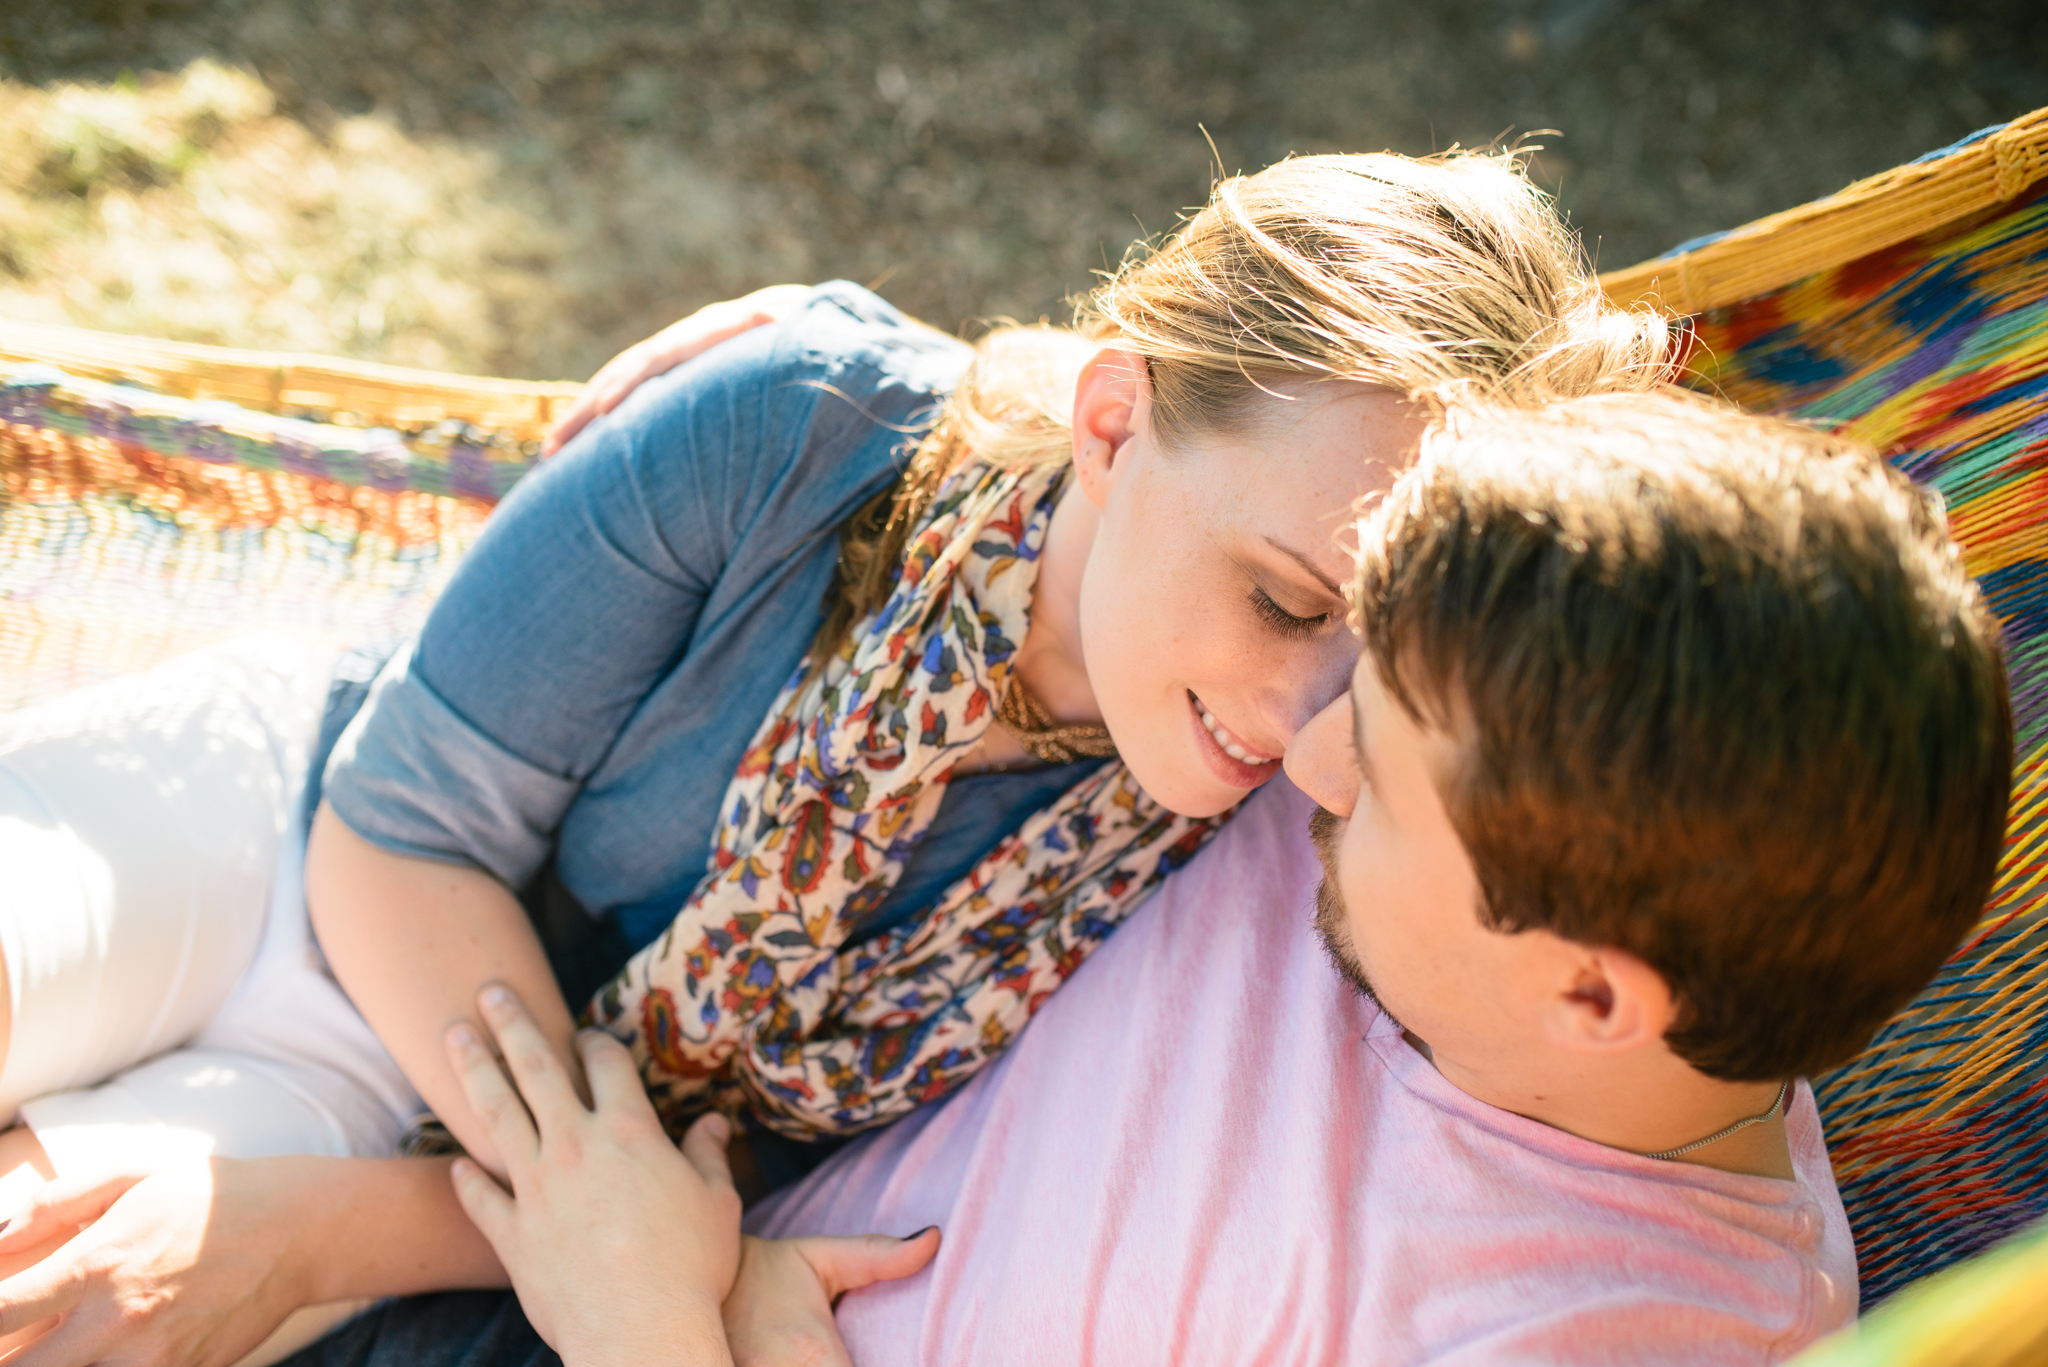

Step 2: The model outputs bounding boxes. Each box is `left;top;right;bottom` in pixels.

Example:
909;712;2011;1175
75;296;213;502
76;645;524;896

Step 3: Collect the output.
1598;106;2048;314
0;318;582;442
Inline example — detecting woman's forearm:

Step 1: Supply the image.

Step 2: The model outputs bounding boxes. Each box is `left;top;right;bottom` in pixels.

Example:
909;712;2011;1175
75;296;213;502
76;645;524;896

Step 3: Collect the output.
277;1156;509;1304
306;802;583;1172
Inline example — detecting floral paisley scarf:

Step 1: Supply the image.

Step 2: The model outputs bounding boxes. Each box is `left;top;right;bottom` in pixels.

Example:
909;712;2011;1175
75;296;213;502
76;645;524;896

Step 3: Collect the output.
589;458;1232;1140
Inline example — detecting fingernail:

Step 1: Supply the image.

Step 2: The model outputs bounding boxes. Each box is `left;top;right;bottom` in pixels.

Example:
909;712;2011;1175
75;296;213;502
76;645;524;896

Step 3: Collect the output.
447;1022;480;1052
481;985;514;1014
901;1225;938;1241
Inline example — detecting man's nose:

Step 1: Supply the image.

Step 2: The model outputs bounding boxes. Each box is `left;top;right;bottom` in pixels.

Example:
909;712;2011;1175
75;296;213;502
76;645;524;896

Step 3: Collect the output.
1282;695;1359;818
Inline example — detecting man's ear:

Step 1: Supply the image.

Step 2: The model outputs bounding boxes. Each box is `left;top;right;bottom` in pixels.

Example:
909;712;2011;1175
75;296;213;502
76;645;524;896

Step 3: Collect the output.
1071;347;1150;511
1541;946;1678;1056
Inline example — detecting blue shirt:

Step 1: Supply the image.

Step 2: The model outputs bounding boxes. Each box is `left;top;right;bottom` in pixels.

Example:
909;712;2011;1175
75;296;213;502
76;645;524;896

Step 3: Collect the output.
323;283;1102;956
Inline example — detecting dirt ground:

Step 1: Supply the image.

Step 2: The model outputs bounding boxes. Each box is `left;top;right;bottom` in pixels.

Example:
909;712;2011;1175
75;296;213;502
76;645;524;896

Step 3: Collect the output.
2;0;2044;381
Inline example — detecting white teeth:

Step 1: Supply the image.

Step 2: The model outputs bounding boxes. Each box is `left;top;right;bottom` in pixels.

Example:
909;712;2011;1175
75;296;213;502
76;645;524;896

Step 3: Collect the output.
1193;694;1276;765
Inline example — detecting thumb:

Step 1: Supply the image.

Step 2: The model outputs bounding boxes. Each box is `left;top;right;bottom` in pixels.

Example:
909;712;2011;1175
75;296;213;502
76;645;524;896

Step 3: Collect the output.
796;1227;942;1300
448;1158;515;1248
680;1113;734;1190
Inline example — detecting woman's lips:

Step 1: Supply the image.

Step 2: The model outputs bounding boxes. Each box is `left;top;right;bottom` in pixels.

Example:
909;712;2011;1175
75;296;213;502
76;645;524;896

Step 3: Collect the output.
1186;690;1280;790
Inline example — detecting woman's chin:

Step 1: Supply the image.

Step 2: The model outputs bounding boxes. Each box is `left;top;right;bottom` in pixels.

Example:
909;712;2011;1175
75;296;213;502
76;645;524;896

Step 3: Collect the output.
1123;750;1279;818
1176;784;1266;818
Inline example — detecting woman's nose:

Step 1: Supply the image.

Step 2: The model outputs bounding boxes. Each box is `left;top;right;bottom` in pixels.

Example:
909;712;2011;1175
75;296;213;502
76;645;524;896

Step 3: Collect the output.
1282;696;1360;818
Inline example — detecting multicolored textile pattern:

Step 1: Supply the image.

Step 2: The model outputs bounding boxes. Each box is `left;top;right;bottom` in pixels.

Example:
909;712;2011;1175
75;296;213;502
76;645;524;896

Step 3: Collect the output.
3;365;541;501
1;366;518;711
1686;176;2048;1308
589;459;1229;1141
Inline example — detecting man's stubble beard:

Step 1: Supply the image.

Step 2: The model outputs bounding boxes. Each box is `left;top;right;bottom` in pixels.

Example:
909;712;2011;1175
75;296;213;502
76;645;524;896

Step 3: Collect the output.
1308;805;1397;1026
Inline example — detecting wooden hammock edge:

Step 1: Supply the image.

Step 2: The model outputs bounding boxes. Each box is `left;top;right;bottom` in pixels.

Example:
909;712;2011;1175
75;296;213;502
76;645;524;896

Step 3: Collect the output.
1597;105;2048;314
0;318;583;443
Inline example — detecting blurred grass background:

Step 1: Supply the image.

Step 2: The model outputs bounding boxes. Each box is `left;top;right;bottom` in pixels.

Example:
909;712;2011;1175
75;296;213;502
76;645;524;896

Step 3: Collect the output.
1;0;2043;381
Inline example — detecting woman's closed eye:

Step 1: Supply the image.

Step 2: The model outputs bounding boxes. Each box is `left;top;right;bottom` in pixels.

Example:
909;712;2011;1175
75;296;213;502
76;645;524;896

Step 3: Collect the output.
1250;584;1331;638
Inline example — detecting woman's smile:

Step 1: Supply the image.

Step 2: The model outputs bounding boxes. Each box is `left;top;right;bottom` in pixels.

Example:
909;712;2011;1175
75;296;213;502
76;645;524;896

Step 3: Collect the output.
1187;689;1283;788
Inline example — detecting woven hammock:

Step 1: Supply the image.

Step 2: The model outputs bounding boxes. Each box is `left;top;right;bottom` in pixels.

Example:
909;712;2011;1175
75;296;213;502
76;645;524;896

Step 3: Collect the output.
4;108;2048;1331
0;329;574;708
1621;108;2048;1314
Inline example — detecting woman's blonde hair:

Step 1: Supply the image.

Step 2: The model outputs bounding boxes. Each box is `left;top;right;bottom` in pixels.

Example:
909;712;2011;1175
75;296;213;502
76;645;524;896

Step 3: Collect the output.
816;147;1672;659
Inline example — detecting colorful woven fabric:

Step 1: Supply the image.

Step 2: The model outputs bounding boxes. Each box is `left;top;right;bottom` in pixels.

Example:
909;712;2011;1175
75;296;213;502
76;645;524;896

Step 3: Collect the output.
3;366;541;501
1681;169;2048;1306
0;365;534;709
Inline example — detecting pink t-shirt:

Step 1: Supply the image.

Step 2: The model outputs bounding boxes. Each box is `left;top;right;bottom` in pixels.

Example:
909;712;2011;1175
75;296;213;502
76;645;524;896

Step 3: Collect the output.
754;777;1858;1365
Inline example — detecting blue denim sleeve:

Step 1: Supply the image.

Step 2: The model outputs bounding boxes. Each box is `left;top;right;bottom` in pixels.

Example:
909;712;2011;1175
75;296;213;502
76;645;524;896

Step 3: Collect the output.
323;283;942;884
322;641;578;885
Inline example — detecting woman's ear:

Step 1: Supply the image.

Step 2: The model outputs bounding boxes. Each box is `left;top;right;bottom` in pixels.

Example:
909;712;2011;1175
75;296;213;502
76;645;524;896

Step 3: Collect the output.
1071;347;1151;510
1541;946;1677;1056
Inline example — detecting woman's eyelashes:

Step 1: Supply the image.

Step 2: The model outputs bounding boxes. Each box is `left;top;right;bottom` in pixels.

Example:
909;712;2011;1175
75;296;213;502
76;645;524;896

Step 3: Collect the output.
1249;584;1331;638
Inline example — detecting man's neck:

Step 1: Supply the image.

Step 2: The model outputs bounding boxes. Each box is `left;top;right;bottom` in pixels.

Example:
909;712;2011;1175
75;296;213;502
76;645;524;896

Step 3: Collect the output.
1417;1032;1797;1181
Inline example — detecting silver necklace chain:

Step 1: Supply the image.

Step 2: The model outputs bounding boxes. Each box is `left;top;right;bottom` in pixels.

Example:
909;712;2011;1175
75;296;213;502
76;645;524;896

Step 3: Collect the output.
1643;1079;1793;1161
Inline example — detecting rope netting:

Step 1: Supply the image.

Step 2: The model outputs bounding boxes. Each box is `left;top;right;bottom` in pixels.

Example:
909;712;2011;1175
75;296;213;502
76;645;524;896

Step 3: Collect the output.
0;365;541;709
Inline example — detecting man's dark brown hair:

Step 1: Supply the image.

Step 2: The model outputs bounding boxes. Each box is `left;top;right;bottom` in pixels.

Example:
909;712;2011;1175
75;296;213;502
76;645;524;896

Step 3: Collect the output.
1354;388;2013;1081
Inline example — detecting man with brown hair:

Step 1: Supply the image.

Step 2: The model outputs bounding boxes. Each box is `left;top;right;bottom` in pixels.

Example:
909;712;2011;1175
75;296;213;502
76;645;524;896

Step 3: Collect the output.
1312;389;2011;1128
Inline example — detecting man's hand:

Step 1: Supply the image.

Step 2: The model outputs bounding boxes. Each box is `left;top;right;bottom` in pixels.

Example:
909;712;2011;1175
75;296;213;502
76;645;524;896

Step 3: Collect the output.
723;1229;940;1367
445;984;743;1367
0;1160;314;1367
543;284;810;455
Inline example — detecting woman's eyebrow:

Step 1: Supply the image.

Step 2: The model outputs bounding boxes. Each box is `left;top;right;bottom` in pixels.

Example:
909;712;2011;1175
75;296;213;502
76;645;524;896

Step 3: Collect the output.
1260;533;1345;599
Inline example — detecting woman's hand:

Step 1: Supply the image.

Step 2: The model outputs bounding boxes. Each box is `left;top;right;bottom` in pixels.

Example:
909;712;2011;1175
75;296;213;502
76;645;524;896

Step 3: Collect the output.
445;984;743;1367
543;284;811;455
0;1160;313;1367
723;1229;940;1367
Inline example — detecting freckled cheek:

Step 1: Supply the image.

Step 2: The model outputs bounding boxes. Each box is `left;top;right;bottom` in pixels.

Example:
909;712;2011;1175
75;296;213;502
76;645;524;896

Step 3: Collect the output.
1085;533;1230;691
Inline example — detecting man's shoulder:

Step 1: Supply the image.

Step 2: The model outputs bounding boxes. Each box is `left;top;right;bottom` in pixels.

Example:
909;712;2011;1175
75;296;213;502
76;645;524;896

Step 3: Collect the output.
1355;1071;1857;1361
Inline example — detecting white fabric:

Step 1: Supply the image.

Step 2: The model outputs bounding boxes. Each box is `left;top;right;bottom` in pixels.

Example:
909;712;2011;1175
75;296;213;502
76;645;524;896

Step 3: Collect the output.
0;637;419;1172
754;776;1860;1366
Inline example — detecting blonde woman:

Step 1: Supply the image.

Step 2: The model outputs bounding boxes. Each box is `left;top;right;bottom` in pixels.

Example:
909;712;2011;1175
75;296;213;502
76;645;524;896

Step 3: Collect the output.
0;150;1663;1365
